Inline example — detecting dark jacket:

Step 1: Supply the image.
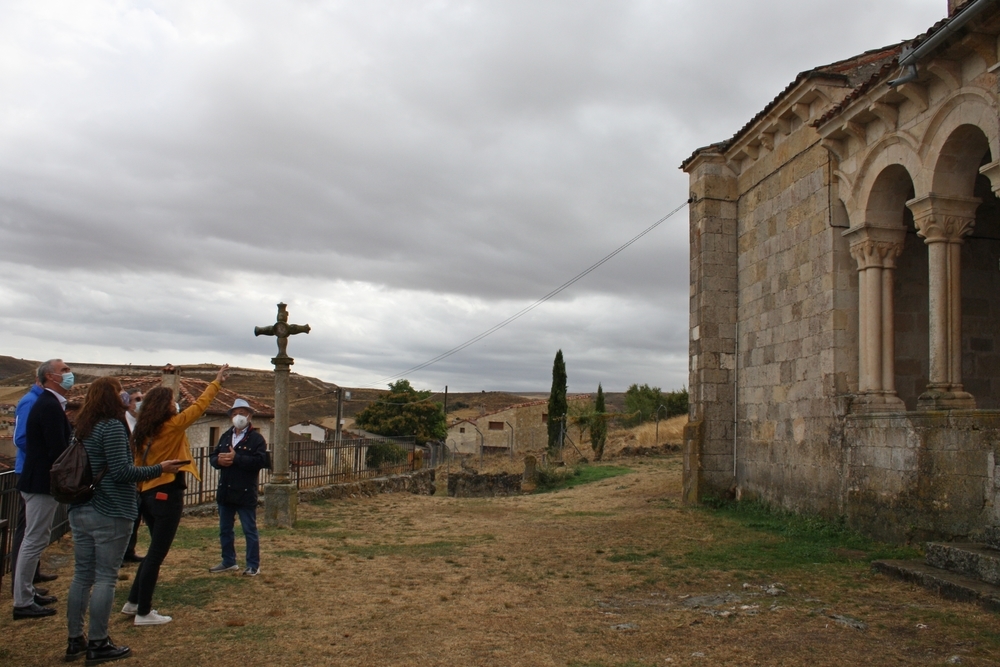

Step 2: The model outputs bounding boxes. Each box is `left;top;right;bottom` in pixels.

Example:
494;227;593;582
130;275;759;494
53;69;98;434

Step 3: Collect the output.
18;389;72;495
209;426;269;508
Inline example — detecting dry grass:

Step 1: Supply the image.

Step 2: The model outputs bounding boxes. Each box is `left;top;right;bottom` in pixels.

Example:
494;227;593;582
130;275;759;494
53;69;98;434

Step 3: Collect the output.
4;455;1000;667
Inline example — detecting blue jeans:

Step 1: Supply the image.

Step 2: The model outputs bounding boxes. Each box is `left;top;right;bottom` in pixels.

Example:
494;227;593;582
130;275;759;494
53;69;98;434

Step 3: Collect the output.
219;503;259;569
67;505;131;641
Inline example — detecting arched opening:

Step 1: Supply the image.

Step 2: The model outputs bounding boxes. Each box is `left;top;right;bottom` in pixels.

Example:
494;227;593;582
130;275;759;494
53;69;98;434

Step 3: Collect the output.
860;165;927;411
961;150;1000;407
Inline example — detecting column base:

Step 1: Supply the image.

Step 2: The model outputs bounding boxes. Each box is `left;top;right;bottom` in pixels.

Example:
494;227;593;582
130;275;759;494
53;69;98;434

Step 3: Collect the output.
916;388;976;411
263;483;298;528
851;393;907;414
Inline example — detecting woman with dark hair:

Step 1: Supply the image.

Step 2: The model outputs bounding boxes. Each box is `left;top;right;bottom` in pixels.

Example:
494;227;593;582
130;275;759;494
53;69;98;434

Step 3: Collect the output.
123;364;229;626
65;377;186;665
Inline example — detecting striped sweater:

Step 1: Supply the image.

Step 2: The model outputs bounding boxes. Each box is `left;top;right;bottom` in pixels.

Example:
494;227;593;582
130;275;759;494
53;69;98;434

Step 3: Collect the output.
74;419;162;520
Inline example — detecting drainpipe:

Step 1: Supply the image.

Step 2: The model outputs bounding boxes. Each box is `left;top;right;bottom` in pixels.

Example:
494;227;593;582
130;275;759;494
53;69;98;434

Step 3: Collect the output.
888;0;995;87
733;322;738;480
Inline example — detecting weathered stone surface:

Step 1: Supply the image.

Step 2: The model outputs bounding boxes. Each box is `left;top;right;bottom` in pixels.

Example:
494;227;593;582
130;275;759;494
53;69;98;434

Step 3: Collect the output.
617;444;681;457
873;559;1000;613
926;543;1000;586
447;471;522;497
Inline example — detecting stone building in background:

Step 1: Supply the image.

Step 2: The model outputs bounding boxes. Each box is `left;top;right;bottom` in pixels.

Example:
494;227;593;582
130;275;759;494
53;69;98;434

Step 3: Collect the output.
682;0;1000;541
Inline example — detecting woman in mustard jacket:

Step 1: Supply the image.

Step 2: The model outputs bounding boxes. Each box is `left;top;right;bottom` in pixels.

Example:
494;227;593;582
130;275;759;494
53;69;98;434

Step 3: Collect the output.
122;364;229;626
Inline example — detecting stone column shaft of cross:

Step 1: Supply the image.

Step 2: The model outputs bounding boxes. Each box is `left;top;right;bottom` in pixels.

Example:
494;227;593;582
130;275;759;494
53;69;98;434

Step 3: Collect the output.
254;302;310;527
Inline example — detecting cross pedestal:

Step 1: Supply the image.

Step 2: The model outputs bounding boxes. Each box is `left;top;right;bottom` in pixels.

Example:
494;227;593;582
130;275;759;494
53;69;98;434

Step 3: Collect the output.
255;303;310;528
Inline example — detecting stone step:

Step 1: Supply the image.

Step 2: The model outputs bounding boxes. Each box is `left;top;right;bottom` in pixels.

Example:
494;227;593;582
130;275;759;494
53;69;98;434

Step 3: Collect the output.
985;526;1000;551
926;542;1000;586
872;559;1000;612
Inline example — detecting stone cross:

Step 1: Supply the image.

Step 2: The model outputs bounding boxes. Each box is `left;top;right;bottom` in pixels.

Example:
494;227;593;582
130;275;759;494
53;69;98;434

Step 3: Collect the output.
255;302;310;528
254;302;311;362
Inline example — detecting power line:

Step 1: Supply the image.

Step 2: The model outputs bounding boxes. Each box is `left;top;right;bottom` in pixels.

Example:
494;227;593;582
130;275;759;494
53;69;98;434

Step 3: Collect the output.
370;199;691;387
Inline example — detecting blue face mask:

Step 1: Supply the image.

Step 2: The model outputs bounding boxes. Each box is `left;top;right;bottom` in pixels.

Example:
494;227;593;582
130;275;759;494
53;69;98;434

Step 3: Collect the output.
58;372;75;391
120;391;131;407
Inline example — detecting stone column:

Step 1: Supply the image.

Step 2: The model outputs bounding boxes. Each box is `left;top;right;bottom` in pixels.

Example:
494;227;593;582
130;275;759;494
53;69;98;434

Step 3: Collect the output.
682;152;738;502
263;355;298;527
844;225;906;412
907;194;979;410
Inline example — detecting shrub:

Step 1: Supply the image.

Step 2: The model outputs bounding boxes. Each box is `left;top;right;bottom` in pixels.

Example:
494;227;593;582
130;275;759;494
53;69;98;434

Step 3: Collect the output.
365;442;408;469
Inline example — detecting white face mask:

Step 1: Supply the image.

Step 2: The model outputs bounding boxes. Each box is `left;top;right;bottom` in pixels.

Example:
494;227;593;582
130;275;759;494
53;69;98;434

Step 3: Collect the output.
232;414;249;430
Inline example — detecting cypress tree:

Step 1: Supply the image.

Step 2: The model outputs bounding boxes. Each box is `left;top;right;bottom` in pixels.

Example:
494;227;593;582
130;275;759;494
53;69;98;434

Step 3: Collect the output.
547;349;567;453
592;383;607;461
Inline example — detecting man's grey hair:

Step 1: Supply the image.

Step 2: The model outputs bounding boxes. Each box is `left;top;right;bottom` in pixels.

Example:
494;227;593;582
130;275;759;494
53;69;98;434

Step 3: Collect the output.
36;359;61;384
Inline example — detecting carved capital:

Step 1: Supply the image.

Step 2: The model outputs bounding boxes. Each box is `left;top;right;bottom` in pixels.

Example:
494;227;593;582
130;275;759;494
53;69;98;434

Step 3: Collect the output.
907;193;980;244
843;224;906;270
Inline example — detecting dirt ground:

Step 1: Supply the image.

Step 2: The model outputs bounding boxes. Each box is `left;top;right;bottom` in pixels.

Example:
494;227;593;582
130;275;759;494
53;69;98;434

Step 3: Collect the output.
4;454;1000;667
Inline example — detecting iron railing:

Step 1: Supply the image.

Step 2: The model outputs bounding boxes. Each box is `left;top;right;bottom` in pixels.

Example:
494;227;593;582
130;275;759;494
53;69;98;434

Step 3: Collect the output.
1;435;418;575
1;472;69;576
182;436;419;507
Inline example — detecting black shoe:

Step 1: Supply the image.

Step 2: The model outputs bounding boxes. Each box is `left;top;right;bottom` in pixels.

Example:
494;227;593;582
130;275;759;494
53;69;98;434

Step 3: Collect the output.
35;593;58;606
13;602;57;619
121;553;144;564
35;586;49;596
85;637;131;666
34;572;59;583
66;636;87;662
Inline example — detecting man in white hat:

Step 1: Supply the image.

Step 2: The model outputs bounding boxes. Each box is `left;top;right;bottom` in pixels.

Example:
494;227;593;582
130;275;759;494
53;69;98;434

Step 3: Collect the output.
208;398;269;576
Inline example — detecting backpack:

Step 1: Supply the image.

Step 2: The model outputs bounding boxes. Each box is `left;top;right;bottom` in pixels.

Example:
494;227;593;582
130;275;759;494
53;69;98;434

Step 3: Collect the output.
50;434;108;504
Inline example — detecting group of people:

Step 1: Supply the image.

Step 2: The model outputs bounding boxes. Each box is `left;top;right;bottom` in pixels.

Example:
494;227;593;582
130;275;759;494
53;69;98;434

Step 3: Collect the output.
11;360;270;665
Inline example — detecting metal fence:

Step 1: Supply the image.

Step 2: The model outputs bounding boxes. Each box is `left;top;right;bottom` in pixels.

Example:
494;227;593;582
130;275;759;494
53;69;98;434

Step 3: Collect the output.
1;471;69;576
182;435;419;507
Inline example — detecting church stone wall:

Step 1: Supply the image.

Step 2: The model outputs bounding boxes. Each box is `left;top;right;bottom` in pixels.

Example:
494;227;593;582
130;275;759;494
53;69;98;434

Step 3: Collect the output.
733;129;858;515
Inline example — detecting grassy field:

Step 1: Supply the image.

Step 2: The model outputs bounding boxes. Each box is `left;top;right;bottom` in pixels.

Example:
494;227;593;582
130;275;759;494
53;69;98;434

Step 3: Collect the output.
4;455;1000;666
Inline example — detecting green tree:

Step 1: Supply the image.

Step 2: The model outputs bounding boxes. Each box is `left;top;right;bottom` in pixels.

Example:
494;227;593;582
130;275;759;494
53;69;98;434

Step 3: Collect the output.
547;349;567;453
592;384;607;461
623;383;665;426
664;387;689;418
354;379;446;445
622;383;689;426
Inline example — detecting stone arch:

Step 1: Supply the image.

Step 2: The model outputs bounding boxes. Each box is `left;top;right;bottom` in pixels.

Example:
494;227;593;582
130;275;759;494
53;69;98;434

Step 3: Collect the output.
865;164;916;228
918;90;999;194
849;134;921;225
932;124;992;197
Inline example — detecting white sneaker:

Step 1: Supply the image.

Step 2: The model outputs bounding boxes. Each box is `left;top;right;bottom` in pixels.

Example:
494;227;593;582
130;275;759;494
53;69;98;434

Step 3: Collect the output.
121;602;138;616
242;567;259;577
134;610;172;626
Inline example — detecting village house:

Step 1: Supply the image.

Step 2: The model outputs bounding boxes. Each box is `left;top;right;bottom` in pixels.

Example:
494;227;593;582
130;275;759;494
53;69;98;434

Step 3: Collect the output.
683;0;1000;542
446;397;590;456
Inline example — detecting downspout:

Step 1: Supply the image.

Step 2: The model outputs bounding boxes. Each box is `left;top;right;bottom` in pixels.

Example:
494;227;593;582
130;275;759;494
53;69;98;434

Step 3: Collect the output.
733;321;739;480
888;0;996;86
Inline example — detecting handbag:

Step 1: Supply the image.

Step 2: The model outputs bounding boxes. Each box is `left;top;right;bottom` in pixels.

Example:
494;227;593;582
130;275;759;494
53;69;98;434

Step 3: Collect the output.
50;434;108;504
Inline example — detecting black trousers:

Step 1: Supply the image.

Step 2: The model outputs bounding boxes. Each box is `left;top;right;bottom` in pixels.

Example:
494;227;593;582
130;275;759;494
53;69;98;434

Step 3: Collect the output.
127;485;184;616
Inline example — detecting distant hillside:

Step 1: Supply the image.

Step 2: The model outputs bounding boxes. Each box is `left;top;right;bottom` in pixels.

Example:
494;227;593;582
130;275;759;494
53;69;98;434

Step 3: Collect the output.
0;356;40;382
0;355;636;423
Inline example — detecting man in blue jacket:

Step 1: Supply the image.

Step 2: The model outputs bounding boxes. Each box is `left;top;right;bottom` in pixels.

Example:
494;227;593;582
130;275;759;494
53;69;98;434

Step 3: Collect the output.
14;359;73;619
10;379;52;594
208;399;269;577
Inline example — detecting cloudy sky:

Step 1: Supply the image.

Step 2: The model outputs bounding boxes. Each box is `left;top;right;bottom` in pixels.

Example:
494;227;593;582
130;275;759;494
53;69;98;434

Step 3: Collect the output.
0;0;948;392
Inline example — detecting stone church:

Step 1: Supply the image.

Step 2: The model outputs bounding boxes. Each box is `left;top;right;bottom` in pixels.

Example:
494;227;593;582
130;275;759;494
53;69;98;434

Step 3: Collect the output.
683;0;1000;542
